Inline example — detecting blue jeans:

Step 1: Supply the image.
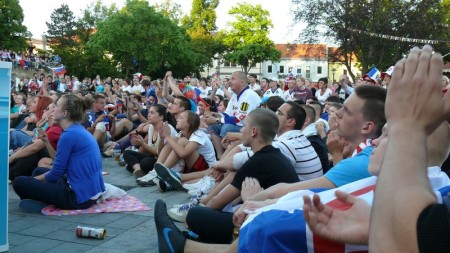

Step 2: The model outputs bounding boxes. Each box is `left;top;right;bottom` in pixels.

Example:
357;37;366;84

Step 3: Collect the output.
208;123;242;138
12;167;96;210
10;130;33;149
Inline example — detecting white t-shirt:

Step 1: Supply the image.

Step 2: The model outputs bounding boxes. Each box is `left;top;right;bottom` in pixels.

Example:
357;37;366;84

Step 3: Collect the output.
249;83;261;92
177;130;216;166
283;90;296;101
131;84;145;94
225;87;261;127
315;88;333;104
122;85;132;93
198;86;212;98
232;130;323;181
264;88;284;98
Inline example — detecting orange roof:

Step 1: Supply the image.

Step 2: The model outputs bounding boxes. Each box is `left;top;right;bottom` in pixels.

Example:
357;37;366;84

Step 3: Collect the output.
276;44;327;59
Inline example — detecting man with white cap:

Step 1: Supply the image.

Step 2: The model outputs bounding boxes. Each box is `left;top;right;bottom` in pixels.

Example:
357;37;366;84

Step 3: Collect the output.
263;77;283;98
381;66;394;88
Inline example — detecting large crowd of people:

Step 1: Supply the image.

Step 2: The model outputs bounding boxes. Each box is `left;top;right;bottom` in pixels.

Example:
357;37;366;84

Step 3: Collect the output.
6;44;450;252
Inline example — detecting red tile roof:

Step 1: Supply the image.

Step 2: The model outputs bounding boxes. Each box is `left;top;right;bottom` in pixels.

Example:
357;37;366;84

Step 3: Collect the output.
275;44;327;59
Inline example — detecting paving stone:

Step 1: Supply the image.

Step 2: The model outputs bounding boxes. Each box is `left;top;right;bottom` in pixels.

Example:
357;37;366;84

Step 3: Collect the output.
8;238;63;253
8;156;194;252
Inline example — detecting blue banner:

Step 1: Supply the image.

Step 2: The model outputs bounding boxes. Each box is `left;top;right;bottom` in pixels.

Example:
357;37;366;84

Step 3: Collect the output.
0;62;11;252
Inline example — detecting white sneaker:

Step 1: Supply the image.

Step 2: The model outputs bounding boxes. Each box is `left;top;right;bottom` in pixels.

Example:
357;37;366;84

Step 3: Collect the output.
167;198;200;222
183;176;216;196
136;170;158;186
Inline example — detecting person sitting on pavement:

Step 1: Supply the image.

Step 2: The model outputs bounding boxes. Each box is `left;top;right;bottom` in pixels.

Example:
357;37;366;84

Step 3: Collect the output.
13;94;106;212
122;104;177;180
205;71;261;159
167;85;386;243
166;101;323;223
152;111;217;192
303;122;450;250
10;95;53;150
9;102;62;181
171;109;300;243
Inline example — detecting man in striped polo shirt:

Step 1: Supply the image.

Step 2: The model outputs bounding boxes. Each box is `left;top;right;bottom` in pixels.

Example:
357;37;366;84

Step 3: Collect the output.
232;101;323;181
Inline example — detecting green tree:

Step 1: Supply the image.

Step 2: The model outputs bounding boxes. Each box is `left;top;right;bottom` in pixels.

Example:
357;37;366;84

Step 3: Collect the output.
154;0;183;25
88;0;197;77
292;0;448;78
0;0;30;50
46;4;78;48
182;0;224;76
222;3;281;74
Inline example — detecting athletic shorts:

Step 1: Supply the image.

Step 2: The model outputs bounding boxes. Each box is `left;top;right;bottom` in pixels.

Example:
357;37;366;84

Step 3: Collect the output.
184;155;208;173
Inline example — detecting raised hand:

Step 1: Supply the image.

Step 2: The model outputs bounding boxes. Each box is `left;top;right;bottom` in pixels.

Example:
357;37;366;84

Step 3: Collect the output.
303;190;371;245
386;45;448;134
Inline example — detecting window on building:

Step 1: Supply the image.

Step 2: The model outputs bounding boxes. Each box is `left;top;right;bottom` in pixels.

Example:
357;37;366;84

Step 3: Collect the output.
296;67;301;74
317;66;322;74
280;65;284;73
268;65;272;73
343;69;347;75
306;66;311;79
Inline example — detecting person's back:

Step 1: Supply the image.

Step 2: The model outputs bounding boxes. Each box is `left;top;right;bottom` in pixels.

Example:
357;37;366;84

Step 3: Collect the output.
47;123;104;203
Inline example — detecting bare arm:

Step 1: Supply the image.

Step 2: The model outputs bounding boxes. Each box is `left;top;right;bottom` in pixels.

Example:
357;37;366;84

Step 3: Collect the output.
370;46;447;252
206;184;241;210
9;139;45;163
248;176;336;201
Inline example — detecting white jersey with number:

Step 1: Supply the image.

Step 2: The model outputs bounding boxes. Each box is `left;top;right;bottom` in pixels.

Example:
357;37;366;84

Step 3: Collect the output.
225;86;261;127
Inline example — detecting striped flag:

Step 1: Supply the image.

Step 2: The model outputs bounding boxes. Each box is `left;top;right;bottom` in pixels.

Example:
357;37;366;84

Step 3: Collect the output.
50;66;67;76
239;170;450;253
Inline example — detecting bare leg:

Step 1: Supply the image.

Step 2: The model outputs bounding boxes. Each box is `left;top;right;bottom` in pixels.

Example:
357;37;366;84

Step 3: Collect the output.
113;119;133;139
184;239;236;253
132;163;141;172
211;134;224;159
201;171;235;205
93;130;106;147
157;143;172;163
180;169;209;182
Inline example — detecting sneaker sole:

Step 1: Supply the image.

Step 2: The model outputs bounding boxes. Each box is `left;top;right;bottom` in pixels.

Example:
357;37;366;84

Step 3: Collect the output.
154;163;183;190
167;208;187;223
136;180;156;187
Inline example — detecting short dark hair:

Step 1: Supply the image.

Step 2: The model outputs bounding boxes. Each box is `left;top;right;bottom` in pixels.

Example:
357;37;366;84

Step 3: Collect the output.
285;101;306;130
247;108;279;142
93;94;105;102
325;95;340;103
354;85;386;138
308;101;323;115
141;79;151;87
301;105;316;123
249;74;257;79
266;96;285;112
176;96;192;111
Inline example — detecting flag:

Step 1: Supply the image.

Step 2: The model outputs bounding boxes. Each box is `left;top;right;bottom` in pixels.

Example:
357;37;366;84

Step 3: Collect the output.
239;172;450;253
50;66;67;76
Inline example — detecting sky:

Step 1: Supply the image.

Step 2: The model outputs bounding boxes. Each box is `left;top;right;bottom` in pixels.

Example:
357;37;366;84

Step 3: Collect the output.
19;0;304;44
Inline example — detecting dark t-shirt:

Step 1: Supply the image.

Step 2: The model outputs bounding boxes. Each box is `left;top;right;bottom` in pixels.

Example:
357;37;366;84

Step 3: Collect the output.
307;135;330;173
417;201;450;252
231;145;299;190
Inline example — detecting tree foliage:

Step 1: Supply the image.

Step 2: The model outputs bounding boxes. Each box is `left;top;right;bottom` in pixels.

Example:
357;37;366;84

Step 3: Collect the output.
222;3;281;74
46;4;78;48
154;0;183;26
0;0;30;50
88;0;196;77
181;0;223;76
292;0;448;78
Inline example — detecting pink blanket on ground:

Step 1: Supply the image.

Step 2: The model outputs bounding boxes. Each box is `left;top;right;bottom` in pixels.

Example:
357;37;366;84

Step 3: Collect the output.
41;195;151;216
